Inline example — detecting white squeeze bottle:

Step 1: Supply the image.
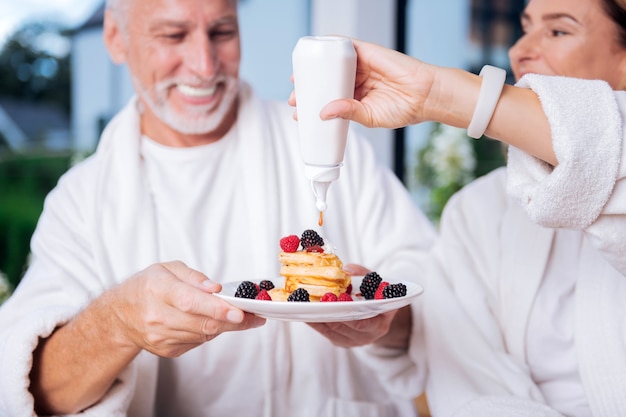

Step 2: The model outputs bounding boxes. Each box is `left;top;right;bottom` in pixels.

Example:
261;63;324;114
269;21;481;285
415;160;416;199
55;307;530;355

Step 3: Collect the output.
292;36;357;225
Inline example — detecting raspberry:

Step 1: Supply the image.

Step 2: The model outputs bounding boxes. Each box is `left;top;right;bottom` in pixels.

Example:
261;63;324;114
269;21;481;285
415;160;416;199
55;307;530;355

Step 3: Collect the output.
300;229;324;249
280;235;300;252
306;245;324;253
234;281;259;299
360;272;382;300
382;283;407;299
374;282;390;300
338;292;353;302
287;288;310;302
255;289;272;301
320;292;338;302
259;280;275;291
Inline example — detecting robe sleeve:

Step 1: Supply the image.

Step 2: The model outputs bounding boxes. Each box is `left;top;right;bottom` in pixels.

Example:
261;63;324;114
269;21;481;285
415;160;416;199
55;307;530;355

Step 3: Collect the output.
506;74;626;275
0;164;136;417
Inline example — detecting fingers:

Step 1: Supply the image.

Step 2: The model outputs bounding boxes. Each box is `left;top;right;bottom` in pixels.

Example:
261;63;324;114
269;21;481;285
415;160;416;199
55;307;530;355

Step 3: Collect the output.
343;263;371;276
158;274;247;326
161;260;221;293
288;89;296;106
139;297;265;357
308;323;352;348
164;311;265;354
196;312;266;340
147;262;252;326
157;261;258;325
308;310;397;348
171;305;265;342
122;262;266;357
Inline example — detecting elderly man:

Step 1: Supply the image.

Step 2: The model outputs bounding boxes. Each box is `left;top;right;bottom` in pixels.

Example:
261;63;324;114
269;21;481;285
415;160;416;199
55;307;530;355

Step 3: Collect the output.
0;0;434;416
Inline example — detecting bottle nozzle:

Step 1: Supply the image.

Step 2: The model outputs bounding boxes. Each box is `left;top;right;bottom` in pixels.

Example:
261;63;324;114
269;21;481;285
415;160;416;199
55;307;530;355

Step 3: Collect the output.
311;180;330;212
306;164;341;212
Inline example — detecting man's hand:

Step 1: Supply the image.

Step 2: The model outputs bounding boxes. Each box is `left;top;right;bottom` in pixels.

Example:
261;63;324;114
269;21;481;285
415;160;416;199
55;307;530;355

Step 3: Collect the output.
111;261;266;357
30;261;265;415
308;310;400;348
306;264;412;349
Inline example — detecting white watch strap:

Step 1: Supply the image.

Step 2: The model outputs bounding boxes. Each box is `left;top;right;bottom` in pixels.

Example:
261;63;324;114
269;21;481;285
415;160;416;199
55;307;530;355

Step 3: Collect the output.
466;65;507;139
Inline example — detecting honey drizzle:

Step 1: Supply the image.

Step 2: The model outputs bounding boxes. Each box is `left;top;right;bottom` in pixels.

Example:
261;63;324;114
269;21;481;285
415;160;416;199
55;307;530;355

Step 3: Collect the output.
318;210;324;227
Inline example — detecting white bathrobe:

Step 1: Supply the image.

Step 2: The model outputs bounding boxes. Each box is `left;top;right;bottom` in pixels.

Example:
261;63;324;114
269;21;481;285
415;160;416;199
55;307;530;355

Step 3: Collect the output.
0;82;435;417
415;75;626;416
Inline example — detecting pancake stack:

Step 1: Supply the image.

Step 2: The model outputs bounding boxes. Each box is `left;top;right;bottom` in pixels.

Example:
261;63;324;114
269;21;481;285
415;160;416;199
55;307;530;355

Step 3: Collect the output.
278;250;350;301
272;230;351;301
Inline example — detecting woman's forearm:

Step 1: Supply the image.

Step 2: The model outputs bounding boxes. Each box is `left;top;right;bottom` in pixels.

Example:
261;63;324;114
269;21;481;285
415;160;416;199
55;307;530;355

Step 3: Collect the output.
432;67;556;165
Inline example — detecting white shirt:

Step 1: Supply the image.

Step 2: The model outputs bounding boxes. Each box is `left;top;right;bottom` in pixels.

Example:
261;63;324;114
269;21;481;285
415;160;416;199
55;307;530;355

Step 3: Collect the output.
141;131;251;280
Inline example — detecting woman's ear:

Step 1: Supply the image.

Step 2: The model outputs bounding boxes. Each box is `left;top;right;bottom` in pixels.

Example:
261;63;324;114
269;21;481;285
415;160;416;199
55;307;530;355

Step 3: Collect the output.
616;51;626;90
103;10;127;64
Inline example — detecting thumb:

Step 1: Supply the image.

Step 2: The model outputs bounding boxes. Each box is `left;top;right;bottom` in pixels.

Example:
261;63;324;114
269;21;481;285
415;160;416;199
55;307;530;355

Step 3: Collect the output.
320;99;361;123
161;260;222;293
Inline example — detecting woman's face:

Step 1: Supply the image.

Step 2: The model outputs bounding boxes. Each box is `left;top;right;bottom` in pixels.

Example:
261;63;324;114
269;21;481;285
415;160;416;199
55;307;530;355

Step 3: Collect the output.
509;0;626;89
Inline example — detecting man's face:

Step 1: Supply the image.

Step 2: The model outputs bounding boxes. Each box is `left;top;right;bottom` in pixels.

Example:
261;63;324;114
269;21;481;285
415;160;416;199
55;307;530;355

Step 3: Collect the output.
108;0;241;138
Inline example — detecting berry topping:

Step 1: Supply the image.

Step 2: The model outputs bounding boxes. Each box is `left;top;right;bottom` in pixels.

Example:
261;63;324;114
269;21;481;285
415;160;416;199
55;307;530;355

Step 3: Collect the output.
374;282;390;300
306;245;325;253
382;283;407;299
300;229;324;249
287;288;310;302
346;283;352;295
259;280;275;291
320;292;338;302
280;235;301;252
256;289;272;301
338;292;353;302
234;281;259;299
360;271;383;300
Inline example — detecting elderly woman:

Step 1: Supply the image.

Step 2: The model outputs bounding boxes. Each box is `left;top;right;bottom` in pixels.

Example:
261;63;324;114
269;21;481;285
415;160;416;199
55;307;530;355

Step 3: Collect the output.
303;0;626;415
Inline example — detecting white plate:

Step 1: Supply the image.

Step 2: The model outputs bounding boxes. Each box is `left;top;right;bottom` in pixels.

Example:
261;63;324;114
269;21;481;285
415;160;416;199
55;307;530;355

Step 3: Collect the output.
214;276;423;322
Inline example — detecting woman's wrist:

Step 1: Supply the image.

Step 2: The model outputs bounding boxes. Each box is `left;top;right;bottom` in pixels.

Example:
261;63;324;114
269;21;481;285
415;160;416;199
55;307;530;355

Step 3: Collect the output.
428;67;482;129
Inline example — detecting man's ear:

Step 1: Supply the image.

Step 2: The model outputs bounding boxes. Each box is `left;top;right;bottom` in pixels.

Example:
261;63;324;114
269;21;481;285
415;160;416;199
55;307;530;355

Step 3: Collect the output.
103;10;127;64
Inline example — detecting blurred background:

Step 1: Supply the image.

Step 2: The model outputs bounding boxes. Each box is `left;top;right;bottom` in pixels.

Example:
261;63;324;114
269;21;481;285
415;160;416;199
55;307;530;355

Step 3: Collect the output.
0;0;522;300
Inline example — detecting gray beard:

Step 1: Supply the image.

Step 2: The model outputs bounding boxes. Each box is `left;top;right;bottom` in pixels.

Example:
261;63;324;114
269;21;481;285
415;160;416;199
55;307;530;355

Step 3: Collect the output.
133;76;239;135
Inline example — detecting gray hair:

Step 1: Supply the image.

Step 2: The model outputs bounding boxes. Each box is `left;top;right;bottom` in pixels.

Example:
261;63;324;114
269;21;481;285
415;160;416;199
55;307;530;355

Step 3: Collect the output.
107;0;134;18
105;0;132;35
105;0;127;12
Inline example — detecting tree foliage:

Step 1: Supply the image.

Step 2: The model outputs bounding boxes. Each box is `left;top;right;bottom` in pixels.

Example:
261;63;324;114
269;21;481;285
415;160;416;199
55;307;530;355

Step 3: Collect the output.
0;22;73;291
0;22;71;115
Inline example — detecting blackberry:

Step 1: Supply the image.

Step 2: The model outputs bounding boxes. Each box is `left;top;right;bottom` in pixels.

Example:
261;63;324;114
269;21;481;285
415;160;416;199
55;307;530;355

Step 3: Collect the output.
287;288;310;302
259;280;275;291
234;281;259;299
382;283;407;299
300;229;324;249
360;272;382;300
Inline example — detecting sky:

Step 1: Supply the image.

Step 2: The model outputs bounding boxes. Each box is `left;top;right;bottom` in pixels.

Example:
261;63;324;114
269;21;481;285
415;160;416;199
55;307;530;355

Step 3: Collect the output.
0;0;102;49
